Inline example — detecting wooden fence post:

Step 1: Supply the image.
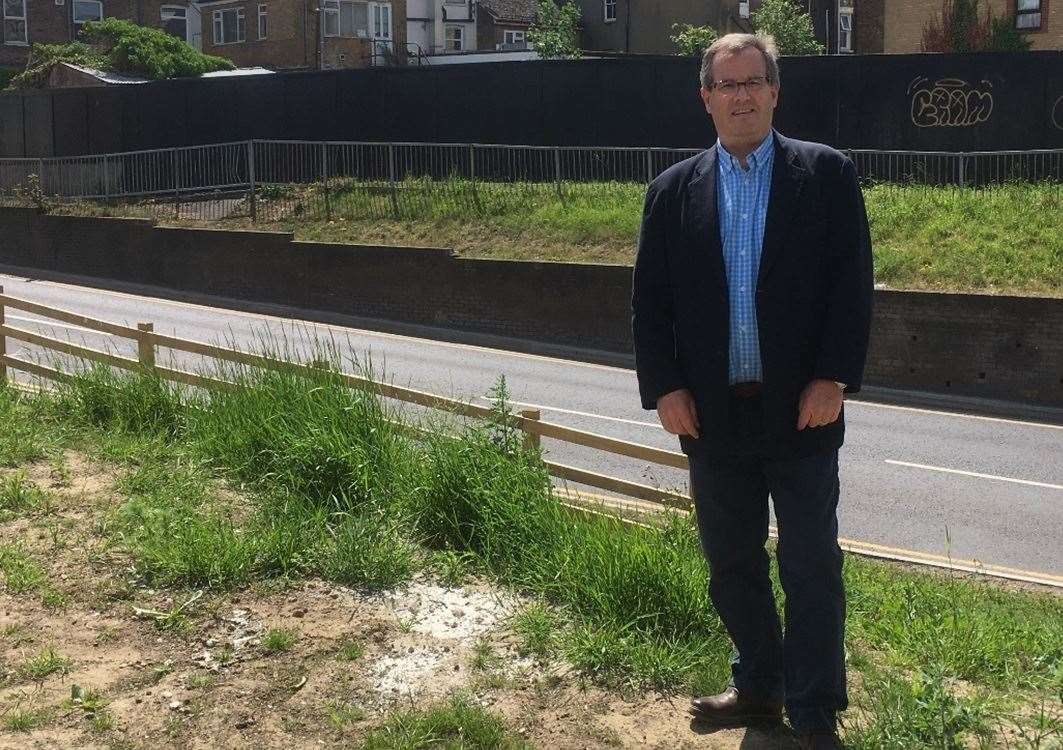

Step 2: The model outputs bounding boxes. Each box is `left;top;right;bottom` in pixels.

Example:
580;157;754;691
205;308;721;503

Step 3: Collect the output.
0;285;6;386
136;323;155;370
519;408;541;452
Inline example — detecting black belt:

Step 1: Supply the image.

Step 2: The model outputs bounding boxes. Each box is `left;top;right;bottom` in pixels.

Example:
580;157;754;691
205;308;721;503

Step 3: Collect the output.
730;381;763;398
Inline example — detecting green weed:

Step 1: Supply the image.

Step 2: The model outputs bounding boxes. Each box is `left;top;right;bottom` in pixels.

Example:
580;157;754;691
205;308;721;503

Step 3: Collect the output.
20;647;71;681
0;472;52;517
0;544;46;594
362;694;529;749
2;707;50;731
336;637;364;662
262;627;297;654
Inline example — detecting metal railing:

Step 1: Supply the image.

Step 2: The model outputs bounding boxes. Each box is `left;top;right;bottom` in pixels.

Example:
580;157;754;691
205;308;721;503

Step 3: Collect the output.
1;140;1059;224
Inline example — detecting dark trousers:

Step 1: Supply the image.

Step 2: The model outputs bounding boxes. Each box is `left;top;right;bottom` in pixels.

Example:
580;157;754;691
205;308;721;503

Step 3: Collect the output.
687;392;847;732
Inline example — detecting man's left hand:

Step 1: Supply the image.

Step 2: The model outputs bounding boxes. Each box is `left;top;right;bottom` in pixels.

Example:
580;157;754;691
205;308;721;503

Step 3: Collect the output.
796;379;844;431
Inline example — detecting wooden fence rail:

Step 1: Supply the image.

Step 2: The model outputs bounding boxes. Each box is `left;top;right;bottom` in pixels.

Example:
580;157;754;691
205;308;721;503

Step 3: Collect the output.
0;287;692;511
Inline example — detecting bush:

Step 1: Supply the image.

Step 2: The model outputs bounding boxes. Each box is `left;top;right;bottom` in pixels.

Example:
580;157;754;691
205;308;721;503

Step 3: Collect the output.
9;18;233;89
671;24;718;56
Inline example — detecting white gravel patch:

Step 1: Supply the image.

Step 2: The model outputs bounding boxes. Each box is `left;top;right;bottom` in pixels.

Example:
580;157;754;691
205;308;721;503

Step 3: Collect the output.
370;645;453;698
362;577;536;700
370;579;522;640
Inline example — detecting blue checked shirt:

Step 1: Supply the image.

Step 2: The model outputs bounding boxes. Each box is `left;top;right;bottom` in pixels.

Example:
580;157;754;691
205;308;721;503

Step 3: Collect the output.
717;131;775;385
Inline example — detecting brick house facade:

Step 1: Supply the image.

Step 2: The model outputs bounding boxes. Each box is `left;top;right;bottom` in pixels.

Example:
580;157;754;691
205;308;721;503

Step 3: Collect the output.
857;0;1061;53
1;0;200;69
198;0;406;69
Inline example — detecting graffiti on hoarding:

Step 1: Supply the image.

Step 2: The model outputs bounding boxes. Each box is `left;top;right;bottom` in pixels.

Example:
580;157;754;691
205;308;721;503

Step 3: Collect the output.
909;77;993;128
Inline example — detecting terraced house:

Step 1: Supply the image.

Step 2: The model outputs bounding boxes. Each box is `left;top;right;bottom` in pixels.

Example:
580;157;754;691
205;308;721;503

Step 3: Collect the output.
1;0;201;69
198;0;407;69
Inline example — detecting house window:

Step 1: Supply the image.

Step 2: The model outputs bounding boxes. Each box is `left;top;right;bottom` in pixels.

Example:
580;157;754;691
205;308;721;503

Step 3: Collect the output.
738;0;749;18
503;30;525;45
161;6;188;42
444;23;462;51
213;7;245;44
257;3;267;38
371;2;391;39
324;0;369;37
603;0;616;22
838;9;852;52
2;0;27;45
1016;0;1041;29
73;0;102;35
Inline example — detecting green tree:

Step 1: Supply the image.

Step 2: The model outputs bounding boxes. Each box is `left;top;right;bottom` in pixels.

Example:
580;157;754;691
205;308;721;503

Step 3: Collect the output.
670;23;719;56
10;18;234;89
528;0;582;59
751;0;824;55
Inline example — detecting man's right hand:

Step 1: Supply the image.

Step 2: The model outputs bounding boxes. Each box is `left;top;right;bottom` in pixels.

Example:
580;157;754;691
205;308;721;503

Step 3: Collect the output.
656;388;700;438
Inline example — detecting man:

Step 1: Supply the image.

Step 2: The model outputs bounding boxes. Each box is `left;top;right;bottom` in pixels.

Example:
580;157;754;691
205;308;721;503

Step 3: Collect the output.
631;34;873;750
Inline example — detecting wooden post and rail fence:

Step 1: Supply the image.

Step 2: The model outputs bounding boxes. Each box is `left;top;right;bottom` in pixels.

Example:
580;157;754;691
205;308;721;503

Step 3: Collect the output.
0;286;692;517
2;286;1061;589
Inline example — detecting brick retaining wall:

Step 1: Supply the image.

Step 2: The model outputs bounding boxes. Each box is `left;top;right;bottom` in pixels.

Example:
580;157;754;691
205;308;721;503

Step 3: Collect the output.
1;208;1060;407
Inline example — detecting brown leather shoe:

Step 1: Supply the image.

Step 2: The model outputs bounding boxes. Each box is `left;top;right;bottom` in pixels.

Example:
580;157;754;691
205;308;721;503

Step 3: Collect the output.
687;686;783;726
796;730;843;749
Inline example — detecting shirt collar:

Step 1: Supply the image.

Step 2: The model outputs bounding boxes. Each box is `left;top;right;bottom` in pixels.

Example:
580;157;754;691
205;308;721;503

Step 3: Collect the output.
717;130;775;175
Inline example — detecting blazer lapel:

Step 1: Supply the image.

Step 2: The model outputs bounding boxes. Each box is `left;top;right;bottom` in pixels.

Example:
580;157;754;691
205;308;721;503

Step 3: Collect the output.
684;147;728;290
757;133;808;288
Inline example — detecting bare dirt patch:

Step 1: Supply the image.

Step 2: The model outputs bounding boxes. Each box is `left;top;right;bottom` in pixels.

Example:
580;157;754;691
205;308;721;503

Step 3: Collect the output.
0;451;803;749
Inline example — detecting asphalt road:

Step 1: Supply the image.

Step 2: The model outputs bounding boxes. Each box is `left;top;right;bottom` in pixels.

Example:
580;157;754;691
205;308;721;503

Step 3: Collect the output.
2;273;1060;577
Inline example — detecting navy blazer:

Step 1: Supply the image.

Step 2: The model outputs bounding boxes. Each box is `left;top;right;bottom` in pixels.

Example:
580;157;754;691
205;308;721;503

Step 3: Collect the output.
631;130;874;459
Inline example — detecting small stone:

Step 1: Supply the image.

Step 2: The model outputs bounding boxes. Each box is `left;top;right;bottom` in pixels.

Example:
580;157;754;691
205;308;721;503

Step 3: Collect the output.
162;691;173;699
205;638;217;647
292;608;307;618
168;701;182;710
234;718;253;729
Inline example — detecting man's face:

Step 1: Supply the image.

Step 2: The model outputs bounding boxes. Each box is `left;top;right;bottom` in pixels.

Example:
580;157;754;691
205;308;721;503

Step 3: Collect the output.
699;47;779;147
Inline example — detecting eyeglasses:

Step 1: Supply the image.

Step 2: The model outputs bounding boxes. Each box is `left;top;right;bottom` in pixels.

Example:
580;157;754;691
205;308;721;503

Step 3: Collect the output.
710;76;771;96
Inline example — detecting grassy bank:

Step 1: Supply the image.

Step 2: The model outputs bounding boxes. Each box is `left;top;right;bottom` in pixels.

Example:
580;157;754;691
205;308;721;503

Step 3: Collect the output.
50;179;1063;296
1;353;1060;748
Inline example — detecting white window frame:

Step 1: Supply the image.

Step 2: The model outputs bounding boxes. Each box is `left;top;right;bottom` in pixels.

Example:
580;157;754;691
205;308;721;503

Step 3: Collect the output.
73;0;103;33
325;0;371;37
444;23;462;51
837;9;852;53
257;3;266;38
323;0;339;36
738;0;749;18
503;29;525;45
1016;0;1041;29
370;2;391;40
603;0;616;23
161;5;188;42
212;7;245;44
2;0;28;45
